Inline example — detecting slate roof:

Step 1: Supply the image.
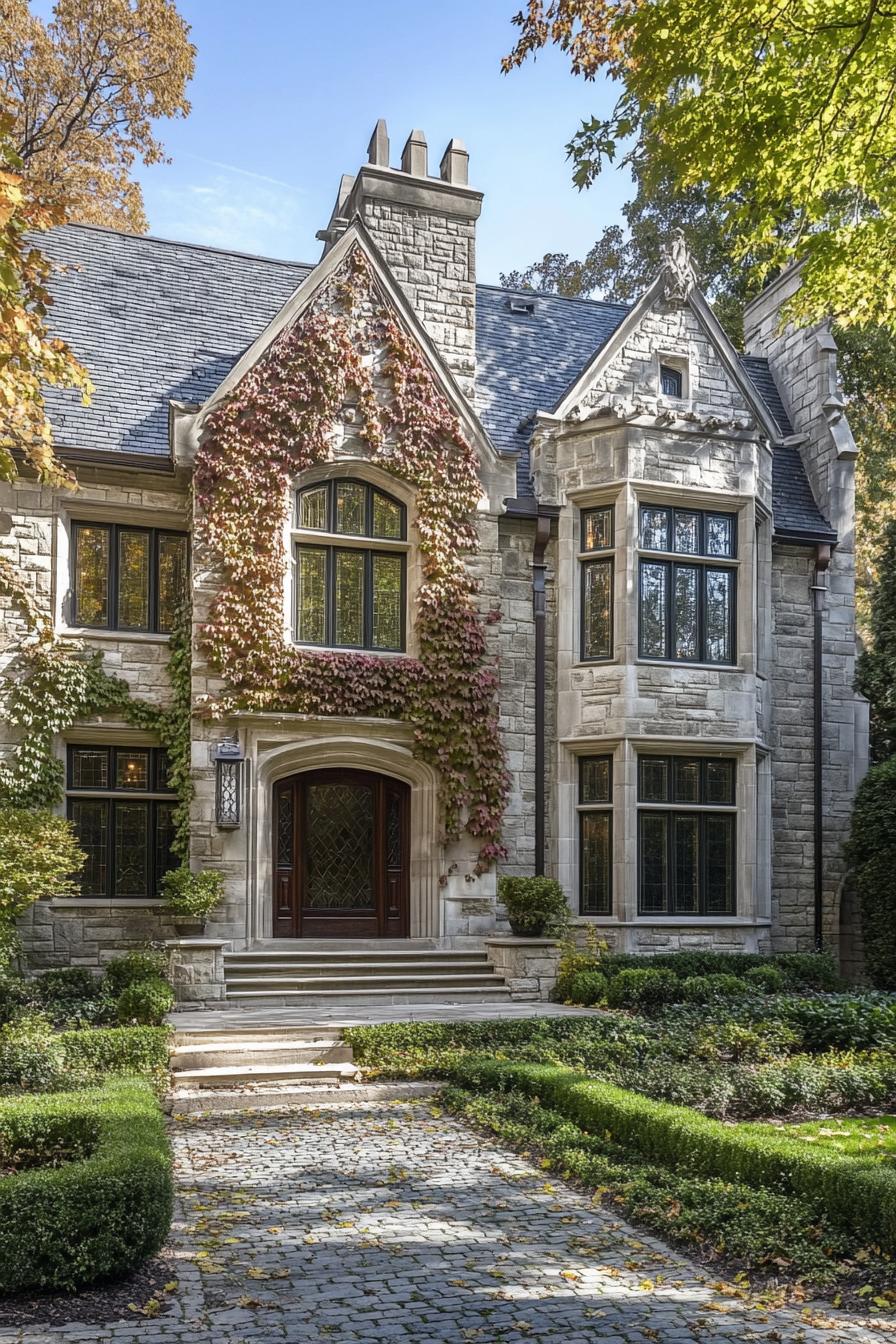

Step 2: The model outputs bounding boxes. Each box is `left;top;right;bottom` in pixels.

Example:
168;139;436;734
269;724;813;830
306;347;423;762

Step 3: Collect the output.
38;223;834;542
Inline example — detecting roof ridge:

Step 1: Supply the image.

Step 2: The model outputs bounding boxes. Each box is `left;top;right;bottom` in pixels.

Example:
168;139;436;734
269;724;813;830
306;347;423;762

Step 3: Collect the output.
47;220;314;269
475;279;630;311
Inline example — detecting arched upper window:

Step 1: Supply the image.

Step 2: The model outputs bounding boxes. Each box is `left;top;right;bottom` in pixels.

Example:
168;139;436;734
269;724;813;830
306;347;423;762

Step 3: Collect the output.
293;479;407;652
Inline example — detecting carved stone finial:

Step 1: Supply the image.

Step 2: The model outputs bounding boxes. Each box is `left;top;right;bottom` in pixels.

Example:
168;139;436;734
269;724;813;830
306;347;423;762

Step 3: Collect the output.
368;119;389;167
661;229;700;302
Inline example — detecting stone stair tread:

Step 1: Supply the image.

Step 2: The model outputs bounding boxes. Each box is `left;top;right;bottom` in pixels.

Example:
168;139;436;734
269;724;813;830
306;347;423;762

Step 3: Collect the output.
173;1037;343;1054
174;1061;360;1085
226;972;505;986
225;986;516;1001
223;960;492;972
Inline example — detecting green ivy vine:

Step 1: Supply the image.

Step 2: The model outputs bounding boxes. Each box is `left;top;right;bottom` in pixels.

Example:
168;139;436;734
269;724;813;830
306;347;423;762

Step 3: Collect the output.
194;246;509;865
0;573;193;860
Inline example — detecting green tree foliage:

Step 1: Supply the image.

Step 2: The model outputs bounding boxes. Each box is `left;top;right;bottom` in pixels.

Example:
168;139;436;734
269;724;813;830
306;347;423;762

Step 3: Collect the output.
504;0;896;329
857;517;896;760
848;755;896;988
0;805;83;959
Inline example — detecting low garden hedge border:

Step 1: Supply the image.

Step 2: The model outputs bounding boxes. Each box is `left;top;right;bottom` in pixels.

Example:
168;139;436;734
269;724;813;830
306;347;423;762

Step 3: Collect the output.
60;1025;171;1083
450;1057;896;1254
0;1078;172;1292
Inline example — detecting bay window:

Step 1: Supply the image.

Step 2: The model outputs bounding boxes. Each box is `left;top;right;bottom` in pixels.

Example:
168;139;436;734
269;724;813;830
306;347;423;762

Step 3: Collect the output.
294;479;406;652
578;754;613;914
580;505;614;661
637;754;736;916
638;504;736;664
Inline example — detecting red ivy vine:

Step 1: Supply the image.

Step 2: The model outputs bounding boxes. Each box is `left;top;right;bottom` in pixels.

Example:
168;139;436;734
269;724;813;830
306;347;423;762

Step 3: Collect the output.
194;249;508;864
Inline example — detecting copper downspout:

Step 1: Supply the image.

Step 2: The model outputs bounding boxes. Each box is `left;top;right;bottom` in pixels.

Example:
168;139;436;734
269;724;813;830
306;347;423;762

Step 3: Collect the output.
532;513;551;876
812;542;833;951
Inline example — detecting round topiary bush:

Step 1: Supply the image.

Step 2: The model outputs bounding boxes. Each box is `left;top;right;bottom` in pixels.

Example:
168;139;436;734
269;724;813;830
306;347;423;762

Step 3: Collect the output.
0;1014;66;1092
116;978;174;1027
497;877;570;938
562;971;607;1006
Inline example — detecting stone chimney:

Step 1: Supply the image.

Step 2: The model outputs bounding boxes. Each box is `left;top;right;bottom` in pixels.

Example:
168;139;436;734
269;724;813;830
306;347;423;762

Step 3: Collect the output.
317;120;483;398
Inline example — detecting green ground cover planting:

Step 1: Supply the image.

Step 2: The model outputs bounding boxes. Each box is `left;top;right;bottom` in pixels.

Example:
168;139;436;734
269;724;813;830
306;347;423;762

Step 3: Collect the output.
771;1114;896;1164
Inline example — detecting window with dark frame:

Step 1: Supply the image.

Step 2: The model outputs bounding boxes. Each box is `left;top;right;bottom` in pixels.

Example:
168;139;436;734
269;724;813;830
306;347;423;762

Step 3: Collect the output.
638;504;736;665
66;746;178;900
580;505;614;662
578;754;613;915
660;363;684;398
294;480;407;653
637;754;736;916
72;523;188;634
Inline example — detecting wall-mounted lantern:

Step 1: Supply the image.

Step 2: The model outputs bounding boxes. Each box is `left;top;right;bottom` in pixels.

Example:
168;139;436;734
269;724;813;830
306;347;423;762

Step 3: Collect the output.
214;736;244;829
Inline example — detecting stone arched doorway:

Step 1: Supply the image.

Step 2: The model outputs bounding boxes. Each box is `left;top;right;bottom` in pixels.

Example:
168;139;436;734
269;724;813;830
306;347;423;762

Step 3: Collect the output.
272;767;410;938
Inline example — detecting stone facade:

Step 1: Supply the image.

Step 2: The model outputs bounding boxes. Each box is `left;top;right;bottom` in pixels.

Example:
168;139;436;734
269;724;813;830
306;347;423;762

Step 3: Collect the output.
1;123;865;978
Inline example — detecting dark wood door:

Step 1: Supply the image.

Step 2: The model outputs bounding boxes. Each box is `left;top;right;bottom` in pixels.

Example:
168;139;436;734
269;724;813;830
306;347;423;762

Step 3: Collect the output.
272;769;409;938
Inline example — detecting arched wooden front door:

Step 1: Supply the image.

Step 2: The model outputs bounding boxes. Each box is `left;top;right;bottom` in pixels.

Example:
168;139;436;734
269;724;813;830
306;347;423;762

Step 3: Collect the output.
272;769;410;938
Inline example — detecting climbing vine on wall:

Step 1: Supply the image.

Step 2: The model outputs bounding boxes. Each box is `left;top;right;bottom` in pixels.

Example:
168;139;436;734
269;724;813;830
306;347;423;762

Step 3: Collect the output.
0;576;193;859
195;247;509;864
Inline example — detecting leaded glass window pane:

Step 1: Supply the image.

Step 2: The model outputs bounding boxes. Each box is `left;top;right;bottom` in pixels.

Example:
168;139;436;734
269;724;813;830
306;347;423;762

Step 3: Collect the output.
115;750;149;790
70;800;108;897
640;507;670;552
372;553;403;649
673;758;700;804
704;813;735;913
639;812;668;913
639;757;669;803
373;492;403;539
113;802;149;898
299;486;328;531
673;814;700;912
335;482;366;535
157;533;188;633
705;568;733;663
705;759;736;805
154;802;178;889
581;811;612;914
334;550;365;646
639;562;668;658
583;559;612;660
74;525;110;627
660;364;683;397
706;514;734;558
673;565;699;660
673;511;700;554
582;507;613;552
117;530;150;629
305;782;374;908
387;792;402;869
71;747;109;790
580;756;611;805
296;547;327;645
155;750;173;793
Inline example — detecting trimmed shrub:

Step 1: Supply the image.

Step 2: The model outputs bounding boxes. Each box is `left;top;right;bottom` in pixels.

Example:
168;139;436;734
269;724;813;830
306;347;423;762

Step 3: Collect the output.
681;974;748;1004
774;953;841;991
848;754;896;989
103;950;168;995
561;971;607;1006
60;1027;170;1084
0;972;29;1026
596;949;841;989
744;964;786;994
0;1079;172;1291
0;1014;65;1092
116;977;174;1026
605;968;679;1010
448;1057;896;1252
497;876;569;937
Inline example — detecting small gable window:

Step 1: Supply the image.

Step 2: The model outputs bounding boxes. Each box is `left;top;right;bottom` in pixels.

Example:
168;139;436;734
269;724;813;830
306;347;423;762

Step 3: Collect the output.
294;479;407;653
660;363;684;398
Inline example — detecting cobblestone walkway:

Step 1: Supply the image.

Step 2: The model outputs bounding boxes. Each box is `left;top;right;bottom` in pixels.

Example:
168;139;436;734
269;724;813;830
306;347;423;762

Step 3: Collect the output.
1;1099;891;1343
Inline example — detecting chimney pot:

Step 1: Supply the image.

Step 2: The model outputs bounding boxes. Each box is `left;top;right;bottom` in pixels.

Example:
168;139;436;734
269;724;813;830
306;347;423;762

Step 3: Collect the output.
400;129;428;177
439;138;469;186
367;119;389;168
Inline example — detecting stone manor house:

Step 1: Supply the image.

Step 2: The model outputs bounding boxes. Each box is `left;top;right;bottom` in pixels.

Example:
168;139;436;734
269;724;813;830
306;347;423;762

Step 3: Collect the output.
1;122;867;1002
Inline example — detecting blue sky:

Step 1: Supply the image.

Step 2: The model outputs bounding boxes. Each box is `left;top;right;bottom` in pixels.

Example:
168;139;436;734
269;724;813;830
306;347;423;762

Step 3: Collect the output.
130;0;629;283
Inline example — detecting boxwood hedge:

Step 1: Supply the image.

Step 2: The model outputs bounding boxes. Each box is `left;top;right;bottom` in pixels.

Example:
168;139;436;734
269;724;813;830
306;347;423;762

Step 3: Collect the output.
0;1078;172;1292
450;1057;896;1252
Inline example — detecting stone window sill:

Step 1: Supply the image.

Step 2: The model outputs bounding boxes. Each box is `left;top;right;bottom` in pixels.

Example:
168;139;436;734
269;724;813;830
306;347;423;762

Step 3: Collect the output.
60;628;171;645
578;915;771;928
49;898;164;910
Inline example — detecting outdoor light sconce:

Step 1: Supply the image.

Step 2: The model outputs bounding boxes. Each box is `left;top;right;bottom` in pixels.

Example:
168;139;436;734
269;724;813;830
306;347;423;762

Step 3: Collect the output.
214;736;244;829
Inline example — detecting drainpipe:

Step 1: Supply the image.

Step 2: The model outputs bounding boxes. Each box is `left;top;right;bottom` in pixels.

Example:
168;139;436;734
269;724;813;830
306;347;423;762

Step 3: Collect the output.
812;543;832;952
532;513;551;877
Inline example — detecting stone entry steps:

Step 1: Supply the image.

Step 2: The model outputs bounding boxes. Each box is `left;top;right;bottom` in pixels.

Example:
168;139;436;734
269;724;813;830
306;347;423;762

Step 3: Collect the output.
170;1024;361;1089
223;946;524;1006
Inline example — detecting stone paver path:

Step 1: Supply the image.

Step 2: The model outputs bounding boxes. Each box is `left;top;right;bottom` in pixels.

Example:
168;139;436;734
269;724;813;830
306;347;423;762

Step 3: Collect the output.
1;1099;892;1343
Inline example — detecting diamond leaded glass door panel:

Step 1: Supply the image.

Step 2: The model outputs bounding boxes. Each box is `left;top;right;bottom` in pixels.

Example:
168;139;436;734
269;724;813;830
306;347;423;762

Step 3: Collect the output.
272;769;409;937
